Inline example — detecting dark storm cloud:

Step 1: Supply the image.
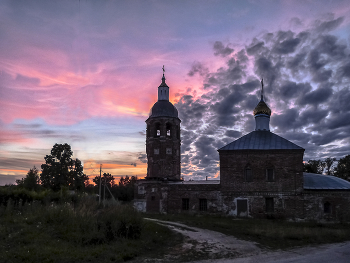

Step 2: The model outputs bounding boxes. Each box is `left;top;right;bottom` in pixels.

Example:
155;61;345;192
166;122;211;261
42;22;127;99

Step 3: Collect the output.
273;36;301;54
297;85;333;106
176;15;350;179
188;61;209;77
338;61;350;78
213;41;234;57
246;40;265;55
315;16;344;33
225;130;241;138
277;81;311;99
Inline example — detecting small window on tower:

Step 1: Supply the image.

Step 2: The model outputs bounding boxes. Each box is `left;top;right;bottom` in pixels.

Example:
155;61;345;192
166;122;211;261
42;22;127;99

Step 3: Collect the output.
166;148;172;155
166;123;172;137
155;123;161;137
154;149;159;155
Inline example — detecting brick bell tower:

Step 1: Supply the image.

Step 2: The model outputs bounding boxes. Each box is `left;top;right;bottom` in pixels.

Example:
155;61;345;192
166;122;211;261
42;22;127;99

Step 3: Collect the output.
145;68;181;181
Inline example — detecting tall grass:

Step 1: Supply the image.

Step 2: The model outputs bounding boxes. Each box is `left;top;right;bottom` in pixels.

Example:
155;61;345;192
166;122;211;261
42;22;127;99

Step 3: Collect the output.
0;197;181;262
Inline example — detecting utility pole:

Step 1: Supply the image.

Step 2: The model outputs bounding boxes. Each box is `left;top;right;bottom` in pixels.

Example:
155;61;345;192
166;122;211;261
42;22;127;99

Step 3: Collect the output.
99;164;102;204
103;177;106;205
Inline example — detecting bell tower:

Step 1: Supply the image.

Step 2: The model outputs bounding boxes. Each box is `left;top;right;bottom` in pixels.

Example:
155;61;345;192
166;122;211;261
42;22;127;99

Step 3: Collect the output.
145;68;181;181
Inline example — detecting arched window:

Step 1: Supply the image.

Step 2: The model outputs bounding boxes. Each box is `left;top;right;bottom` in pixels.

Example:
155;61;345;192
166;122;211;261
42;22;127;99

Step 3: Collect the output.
166;123;172;137
324;202;331;213
245;165;252;182
155;123;161;137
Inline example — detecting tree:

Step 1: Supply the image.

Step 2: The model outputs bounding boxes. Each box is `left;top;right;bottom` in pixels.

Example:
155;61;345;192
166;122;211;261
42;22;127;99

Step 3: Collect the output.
303;159;325;174
40;143;88;191
118;175;137;201
334;155;350;181
324;157;336;175
93;173;115;188
16;166;40;191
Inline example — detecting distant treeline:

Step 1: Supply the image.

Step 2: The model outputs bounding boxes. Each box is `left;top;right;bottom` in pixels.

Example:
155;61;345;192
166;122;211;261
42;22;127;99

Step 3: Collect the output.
303;155;350;181
13;143;137;202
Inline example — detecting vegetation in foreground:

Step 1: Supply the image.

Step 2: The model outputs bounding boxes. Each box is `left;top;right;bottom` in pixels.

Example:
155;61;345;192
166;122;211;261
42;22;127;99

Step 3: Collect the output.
0;197;182;263
147;213;350;249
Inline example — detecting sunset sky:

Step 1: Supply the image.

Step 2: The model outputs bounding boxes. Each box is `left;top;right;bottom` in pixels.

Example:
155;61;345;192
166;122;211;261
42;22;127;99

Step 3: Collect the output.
1;0;350;185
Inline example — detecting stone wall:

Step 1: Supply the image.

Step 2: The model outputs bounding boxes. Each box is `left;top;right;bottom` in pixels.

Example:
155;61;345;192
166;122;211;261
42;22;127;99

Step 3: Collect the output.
219;150;304;193
303;191;350;222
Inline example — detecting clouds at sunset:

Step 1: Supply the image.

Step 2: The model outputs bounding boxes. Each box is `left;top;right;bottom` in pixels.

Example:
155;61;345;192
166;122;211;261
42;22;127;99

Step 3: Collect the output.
1;0;350;184
177;14;350;179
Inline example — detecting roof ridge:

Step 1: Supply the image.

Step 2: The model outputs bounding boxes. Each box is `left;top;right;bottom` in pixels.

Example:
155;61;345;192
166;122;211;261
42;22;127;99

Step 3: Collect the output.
218;130;304;151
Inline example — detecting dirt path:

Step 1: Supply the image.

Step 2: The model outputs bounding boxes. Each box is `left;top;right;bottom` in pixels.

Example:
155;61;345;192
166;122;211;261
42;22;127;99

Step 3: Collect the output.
142;218;350;263
143;218;261;262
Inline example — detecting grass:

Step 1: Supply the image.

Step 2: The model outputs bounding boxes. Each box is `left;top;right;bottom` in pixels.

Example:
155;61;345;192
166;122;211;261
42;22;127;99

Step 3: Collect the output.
0;198;182;263
146;213;350;249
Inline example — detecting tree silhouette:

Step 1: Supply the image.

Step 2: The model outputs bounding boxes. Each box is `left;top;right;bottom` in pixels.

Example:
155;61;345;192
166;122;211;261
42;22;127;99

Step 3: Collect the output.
334;155;350;181
324;157;336;175
303;159;325;174
16;166;40;191
40;143;88;191
93;173;115;188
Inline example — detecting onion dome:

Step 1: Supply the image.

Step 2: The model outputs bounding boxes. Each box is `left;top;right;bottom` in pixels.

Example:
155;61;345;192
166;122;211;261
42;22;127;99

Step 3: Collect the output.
149;100;178;118
253;99;271;116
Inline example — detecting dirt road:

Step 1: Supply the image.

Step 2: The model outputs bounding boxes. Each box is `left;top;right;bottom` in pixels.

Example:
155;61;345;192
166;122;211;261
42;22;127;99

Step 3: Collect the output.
144;218;350;263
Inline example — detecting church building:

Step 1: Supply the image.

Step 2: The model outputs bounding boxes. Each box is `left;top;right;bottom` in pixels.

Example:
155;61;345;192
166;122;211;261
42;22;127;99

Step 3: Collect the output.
134;72;350;221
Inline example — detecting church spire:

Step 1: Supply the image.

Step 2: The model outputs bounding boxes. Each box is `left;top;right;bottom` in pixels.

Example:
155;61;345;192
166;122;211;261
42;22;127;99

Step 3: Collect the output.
253;78;271;131
158;65;169;100
161;65;166;85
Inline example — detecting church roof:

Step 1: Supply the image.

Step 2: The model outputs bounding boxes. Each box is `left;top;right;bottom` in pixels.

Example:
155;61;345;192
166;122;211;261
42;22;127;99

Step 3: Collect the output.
149;100;179;118
218;130;304;151
304;173;350;190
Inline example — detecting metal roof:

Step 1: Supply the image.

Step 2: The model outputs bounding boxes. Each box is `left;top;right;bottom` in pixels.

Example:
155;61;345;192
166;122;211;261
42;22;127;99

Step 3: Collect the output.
168;180;220;185
149;100;179;118
218;130;304;151
303;173;350;190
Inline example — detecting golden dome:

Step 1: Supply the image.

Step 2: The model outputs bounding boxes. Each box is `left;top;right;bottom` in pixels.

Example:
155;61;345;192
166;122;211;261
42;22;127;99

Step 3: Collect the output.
253;99;271;116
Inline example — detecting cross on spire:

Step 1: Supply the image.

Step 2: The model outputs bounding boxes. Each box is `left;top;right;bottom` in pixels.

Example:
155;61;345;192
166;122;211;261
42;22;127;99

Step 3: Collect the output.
161;65;166;84
261;78;264;100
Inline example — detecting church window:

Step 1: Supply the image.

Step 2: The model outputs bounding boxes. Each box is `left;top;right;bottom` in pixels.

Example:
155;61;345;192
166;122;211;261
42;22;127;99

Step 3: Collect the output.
155;123;161;137
166;148;172;155
324;202;331;213
166;123;171;137
154;149;159;155
266;168;274;182
245;167;252;182
265;197;274;213
182;198;189;210
151;196;155;201
199;199;207;211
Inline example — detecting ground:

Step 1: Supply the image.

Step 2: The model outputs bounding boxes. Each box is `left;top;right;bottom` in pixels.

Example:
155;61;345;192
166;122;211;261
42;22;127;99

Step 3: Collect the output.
135;218;350;263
